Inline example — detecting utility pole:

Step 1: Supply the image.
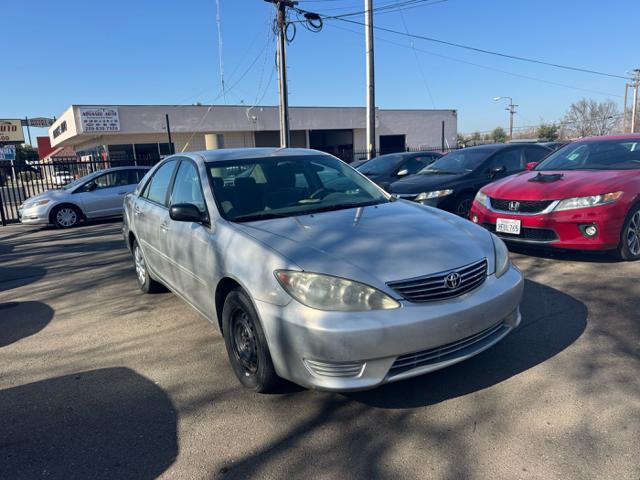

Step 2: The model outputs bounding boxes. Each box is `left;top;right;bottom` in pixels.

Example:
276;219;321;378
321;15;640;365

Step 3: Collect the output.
631;69;640;134
493;96;517;140
623;83;630;133
265;0;297;148
365;0;376;159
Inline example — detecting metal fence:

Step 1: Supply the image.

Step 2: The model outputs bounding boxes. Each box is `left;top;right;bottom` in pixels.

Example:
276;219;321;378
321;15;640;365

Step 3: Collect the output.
0;145;461;225
0;157;157;225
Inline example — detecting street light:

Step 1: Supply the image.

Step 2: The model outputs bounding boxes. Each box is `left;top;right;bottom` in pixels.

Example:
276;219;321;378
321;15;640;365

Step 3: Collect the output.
493;96;517;140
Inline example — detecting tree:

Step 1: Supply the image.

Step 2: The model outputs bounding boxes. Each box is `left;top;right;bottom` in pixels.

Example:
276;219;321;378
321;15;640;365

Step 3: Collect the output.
470;131;482;141
491;127;508;143
15;144;39;166
562;98;620;138
537;123;559;141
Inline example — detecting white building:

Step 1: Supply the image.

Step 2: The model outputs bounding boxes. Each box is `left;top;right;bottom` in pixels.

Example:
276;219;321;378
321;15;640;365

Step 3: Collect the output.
49;104;457;162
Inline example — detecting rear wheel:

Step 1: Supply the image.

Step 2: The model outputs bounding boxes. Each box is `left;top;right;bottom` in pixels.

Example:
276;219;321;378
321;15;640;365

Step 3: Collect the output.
132;240;164;293
52;205;81;228
617;205;640;261
222;289;279;393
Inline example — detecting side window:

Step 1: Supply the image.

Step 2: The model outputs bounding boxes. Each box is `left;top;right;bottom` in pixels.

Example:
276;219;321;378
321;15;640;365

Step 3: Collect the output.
489;149;524;173
525;147;551;163
130;169;149;184
92;170;131;189
404;156;433;174
143;160;177;206
170;161;206;213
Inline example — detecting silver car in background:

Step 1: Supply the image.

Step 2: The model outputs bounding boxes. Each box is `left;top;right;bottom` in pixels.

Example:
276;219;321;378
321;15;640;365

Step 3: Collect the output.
19;166;150;228
123;148;524;393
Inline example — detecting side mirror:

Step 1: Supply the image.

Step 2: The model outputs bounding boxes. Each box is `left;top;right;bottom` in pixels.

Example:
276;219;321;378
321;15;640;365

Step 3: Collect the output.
169;203;207;224
489;166;506;177
526;162;538;171
396;169;409;177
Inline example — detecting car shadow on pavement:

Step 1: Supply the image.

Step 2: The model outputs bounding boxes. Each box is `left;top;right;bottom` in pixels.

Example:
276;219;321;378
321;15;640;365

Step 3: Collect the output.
0;368;178;480
0;265;47;293
0;301;54;347
347;279;588;409
508;243;621;263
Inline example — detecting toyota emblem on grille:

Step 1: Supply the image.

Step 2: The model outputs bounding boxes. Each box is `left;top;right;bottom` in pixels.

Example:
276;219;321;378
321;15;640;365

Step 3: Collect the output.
444;272;461;289
508;201;520;211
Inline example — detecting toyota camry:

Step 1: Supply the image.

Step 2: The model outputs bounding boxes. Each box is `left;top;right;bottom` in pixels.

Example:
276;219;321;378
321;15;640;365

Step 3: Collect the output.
123;148;524;392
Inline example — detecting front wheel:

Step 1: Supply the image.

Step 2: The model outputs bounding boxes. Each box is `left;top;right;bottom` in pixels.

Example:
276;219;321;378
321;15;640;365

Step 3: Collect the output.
617;205;640;261
52;205;81;228
222;289;280;393
454;194;475;218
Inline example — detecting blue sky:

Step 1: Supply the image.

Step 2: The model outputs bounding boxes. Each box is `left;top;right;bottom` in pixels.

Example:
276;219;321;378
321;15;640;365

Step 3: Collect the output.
2;0;636;137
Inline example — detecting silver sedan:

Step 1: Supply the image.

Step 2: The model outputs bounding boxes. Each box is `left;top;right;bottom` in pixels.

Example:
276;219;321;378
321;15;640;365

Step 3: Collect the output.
19;166;150;228
123;148;523;392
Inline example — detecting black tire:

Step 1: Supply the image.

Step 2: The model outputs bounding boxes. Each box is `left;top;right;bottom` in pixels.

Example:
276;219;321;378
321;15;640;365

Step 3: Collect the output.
222;289;279;393
617;204;640;261
454;193;475;218
132;240;165;293
51;204;81;228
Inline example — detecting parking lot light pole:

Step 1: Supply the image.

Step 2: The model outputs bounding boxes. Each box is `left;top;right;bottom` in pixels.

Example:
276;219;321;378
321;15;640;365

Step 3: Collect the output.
365;0;376;160
493;96;517;140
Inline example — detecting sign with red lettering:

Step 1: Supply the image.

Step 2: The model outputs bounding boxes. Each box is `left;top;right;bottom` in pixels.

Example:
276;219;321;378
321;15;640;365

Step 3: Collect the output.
0;119;25;143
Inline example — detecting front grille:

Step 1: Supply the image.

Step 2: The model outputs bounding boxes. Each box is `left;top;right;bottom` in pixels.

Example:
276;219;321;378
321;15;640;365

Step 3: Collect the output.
490;198;553;214
388;322;508;376
387;258;487;303
483;223;558;242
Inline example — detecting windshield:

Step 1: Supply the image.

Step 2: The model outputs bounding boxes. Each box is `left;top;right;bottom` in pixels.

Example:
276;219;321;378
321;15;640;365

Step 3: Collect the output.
535;139;640;171
207;155;389;222
358;154;405;175
419;148;494;174
61;177;85;190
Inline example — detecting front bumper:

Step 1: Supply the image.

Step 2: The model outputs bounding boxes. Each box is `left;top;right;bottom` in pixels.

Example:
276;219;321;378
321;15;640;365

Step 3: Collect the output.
255;265;523;391
18;205;51;225
470;200;626;250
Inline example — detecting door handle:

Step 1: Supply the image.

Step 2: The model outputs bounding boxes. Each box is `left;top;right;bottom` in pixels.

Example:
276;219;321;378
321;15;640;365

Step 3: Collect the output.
160;222;169;232
134;206;143;216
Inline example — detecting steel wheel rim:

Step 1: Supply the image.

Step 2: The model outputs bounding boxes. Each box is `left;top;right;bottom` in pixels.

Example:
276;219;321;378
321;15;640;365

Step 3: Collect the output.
457;199;472;217
56;208;77;227
134;246;147;285
231;310;259;375
627;211;640;256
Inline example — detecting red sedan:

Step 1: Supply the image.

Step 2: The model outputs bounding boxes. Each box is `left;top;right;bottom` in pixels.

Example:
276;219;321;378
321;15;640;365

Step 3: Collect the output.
470;134;640;260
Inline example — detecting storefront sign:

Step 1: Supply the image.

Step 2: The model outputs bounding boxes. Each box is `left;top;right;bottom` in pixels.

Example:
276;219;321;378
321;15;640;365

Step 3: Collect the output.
0;119;25;143
79;107;120;133
0;145;16;161
23;117;55;128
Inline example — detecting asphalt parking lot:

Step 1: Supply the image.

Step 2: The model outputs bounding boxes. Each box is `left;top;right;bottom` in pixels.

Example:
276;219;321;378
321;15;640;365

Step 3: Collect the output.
1;221;639;480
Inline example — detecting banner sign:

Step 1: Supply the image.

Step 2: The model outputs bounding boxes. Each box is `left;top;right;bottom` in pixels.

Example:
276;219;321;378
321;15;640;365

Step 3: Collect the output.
0;145;16;161
0;119;25;143
22;117;55;128
79;107;120;133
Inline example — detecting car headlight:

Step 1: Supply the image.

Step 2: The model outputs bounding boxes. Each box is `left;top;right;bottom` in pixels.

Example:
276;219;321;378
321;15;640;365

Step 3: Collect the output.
474;190;489;207
415;189;454;201
491;234;510;278
21;199;49;209
553;191;623;212
274;270;400;311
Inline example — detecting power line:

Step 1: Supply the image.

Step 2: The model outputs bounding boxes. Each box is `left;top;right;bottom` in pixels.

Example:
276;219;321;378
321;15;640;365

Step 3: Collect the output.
303;9;630;81
324;21;622;98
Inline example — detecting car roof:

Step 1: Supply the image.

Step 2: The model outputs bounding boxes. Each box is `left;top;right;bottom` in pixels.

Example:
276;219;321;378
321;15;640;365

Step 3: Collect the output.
575;134;640;142
185;147;330;163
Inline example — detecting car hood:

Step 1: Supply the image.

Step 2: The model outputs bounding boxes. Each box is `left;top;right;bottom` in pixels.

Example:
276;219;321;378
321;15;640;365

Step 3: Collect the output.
236;200;494;289
23;189;69;205
484;170;631;200
388;173;466;194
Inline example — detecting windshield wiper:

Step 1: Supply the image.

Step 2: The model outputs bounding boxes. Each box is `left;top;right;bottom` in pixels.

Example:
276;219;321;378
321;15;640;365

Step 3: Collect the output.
421;169;460;175
304;200;386;215
232;212;289;222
